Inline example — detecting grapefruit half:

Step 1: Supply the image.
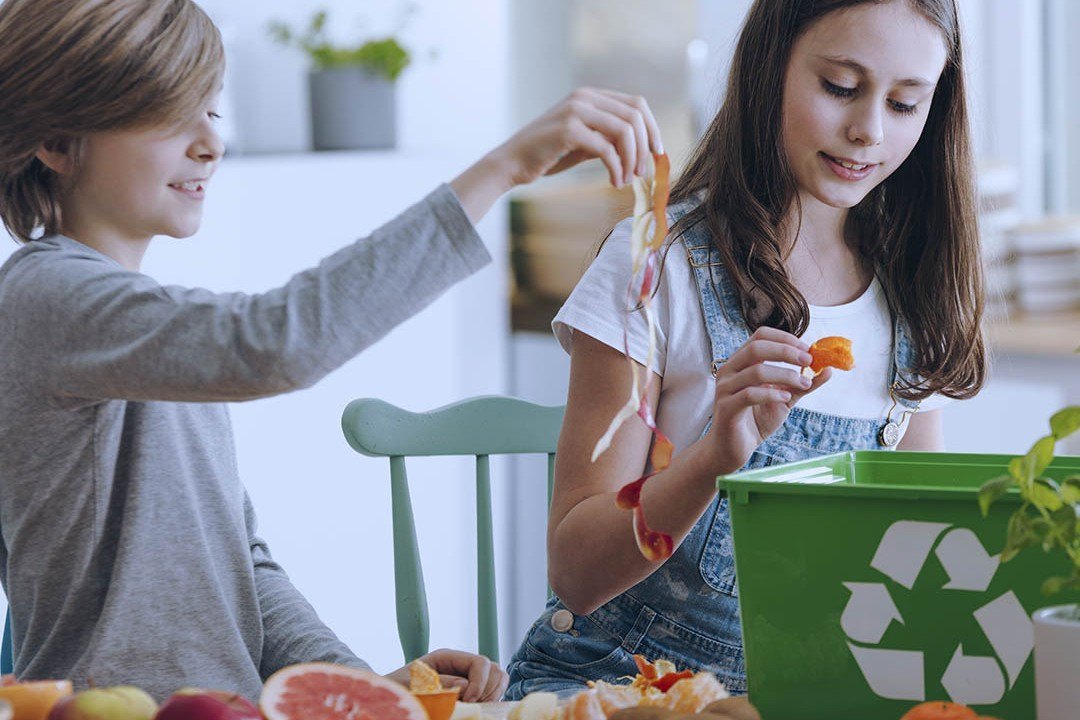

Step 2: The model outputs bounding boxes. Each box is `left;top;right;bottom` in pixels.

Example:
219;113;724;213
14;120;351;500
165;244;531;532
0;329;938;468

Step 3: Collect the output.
260;663;427;720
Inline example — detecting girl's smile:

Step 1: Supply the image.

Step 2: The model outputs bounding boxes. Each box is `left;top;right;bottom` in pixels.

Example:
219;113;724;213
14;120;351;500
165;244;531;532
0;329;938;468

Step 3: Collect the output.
819;152;878;181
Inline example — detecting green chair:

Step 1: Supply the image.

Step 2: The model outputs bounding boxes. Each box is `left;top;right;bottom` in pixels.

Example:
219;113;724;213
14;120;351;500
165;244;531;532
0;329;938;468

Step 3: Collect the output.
341;395;564;664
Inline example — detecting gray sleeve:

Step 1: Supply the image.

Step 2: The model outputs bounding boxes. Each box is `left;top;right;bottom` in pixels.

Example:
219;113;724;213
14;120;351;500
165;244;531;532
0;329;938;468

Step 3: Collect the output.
11;184;490;404
244;494;374;676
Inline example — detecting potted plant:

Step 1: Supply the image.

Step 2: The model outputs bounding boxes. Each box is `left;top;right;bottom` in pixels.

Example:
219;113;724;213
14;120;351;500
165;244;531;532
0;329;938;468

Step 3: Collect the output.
978;405;1080;720
269;10;412;151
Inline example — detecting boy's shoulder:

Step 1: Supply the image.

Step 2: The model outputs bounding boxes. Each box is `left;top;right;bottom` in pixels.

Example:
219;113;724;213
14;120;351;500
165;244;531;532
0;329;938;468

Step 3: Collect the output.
0;235;122;291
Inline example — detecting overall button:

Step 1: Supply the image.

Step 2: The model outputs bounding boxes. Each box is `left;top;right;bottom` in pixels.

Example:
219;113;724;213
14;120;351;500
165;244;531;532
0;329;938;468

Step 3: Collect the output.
551;609;574;632
879;420;902;447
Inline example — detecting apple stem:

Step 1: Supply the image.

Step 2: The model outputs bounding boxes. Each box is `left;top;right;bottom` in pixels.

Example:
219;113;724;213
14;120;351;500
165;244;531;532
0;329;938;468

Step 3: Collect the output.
86;676;96;689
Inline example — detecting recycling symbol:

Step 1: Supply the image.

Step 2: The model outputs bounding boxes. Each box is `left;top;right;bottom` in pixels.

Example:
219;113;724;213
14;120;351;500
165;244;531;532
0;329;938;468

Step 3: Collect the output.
841;520;1034;705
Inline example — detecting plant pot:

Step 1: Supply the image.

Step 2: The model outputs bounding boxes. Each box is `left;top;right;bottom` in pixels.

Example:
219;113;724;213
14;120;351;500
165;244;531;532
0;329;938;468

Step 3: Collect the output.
1033;603;1080;720
308;67;396;151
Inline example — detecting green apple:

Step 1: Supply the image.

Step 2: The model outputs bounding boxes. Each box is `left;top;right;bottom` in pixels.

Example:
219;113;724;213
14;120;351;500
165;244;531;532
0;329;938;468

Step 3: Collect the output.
47;685;157;720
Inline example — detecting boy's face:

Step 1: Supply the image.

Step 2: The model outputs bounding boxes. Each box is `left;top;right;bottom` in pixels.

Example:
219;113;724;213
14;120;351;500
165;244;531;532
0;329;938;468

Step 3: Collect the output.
67;97;224;247
780;1;948;212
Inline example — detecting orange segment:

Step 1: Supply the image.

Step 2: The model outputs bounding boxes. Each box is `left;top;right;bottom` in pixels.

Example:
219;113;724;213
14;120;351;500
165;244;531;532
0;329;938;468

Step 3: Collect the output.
0;679;72;720
808;336;854;374
409;659;443;694
413;687;460;720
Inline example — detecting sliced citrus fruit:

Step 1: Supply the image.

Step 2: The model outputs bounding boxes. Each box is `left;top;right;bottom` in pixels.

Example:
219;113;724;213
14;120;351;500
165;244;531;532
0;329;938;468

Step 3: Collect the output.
414;687;460;720
260;663;426;720
900;701;978;720
0;678;72;720
807;336;855;375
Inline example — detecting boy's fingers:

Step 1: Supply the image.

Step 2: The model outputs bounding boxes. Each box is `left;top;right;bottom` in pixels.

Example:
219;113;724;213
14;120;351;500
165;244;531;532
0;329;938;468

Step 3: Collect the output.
479;664;508;702
568;102;638;184
595;87;664;154
582;90;652;176
462;657;492;703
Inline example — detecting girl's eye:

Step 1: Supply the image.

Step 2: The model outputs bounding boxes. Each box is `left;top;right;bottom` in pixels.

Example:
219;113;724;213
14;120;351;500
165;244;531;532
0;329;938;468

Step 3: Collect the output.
208;111;223;121
821;78;856;99
888;100;918;116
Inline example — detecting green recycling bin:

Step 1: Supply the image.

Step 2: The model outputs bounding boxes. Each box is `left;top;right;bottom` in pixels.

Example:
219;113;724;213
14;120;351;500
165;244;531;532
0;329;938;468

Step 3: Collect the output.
715;450;1080;720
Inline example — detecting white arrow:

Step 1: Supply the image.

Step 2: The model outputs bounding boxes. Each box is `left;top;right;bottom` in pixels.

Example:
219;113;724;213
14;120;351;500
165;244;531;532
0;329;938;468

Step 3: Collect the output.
871;521;950;589
841;583;904;644
848;643;925;701
941;644;1006;705
975;591;1034;687
936;528;1000;592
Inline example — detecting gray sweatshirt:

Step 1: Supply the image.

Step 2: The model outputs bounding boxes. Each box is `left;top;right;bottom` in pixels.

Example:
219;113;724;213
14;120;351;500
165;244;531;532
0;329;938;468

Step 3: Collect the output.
0;185;490;700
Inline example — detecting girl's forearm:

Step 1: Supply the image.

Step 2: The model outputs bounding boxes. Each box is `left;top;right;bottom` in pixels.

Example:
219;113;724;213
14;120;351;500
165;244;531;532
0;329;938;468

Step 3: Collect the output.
548;439;734;614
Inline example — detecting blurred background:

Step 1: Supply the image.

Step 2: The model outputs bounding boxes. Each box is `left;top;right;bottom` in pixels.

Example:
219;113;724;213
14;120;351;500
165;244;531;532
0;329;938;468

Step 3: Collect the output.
1;0;1078;680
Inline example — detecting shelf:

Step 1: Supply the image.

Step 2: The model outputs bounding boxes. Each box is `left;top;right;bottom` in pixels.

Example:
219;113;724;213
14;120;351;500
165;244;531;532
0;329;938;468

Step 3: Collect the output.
987;312;1080;357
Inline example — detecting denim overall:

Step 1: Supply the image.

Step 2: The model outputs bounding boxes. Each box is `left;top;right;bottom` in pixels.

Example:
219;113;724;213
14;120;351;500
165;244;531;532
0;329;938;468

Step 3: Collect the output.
504;206;921;699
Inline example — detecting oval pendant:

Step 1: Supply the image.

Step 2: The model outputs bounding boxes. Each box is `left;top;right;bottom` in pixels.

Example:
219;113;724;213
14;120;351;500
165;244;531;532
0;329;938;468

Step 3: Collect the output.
878;421;902;447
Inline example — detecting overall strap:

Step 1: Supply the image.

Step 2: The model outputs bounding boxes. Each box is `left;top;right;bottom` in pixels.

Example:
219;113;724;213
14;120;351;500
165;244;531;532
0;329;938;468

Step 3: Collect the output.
676;209;751;374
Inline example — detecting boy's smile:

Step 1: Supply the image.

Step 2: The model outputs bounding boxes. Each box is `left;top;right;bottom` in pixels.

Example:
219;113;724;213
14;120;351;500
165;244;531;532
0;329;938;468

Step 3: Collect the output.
782;1;947;212
168;177;210;200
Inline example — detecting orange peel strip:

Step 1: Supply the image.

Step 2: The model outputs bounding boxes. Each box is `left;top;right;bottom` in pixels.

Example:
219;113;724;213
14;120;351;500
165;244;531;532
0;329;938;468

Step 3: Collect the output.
593;153;675;563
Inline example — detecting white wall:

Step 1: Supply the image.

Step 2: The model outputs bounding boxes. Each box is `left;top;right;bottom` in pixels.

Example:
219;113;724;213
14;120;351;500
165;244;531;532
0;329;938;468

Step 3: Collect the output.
198;0;509;158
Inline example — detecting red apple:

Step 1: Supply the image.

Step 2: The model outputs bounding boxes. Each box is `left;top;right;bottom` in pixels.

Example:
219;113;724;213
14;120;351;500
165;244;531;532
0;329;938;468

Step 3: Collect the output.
154;689;259;720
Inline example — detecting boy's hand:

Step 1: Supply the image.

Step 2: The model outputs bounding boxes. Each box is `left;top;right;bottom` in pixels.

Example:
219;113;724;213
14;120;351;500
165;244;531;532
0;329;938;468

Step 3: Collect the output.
385;648;508;703
493;86;665;189
450;87;664;224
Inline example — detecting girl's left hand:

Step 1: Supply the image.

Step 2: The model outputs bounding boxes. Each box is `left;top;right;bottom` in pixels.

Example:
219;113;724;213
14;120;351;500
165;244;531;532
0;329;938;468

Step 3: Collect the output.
385;648;508;703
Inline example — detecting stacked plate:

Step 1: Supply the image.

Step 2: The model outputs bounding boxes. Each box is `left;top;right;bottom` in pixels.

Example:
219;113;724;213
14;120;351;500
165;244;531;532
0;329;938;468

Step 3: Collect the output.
977;162;1022;319
1008;216;1080;314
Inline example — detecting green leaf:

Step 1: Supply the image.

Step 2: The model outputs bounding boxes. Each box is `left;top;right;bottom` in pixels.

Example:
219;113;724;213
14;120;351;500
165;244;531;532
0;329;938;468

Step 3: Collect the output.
1063;476;1080;505
1042;575;1068;595
1050;406;1080;441
1002;510;1036;562
1026;435;1057;480
1008;456;1027;483
977;475;1014;516
1031;479;1065;512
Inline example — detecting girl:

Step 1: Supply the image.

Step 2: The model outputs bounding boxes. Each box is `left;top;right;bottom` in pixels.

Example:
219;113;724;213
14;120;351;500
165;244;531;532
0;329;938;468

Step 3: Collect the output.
0;0;663;702
506;0;984;699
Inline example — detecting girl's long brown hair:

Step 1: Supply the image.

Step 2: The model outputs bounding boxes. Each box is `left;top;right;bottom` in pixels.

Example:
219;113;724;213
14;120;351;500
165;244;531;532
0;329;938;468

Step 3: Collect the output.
0;0;224;243
670;0;984;401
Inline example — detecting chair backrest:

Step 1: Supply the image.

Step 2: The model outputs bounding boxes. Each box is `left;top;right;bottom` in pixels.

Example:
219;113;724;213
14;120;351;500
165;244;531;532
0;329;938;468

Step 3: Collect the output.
1;609;11;674
341;395;565;664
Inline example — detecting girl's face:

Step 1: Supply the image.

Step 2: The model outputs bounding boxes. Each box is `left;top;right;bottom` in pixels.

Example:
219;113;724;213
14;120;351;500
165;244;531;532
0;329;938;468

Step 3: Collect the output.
67;98;224;246
781;1;948;212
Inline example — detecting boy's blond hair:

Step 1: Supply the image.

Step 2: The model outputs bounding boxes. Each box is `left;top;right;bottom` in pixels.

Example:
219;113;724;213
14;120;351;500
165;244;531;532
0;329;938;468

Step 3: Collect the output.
0;0;225;243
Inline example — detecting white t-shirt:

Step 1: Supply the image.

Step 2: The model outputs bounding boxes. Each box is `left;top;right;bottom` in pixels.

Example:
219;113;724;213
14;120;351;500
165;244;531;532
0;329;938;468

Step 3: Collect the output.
553;218;948;453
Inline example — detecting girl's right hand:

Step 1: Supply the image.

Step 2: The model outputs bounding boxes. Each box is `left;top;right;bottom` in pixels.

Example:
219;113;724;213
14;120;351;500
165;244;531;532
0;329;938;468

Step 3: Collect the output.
705;327;832;473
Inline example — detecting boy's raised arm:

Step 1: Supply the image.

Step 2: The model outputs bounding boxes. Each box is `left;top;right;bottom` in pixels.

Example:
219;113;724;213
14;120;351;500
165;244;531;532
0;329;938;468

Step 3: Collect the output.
5;185;487;404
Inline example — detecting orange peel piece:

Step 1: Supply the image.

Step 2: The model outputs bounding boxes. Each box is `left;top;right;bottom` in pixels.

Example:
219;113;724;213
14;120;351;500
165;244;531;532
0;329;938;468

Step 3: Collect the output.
807;336;854;375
